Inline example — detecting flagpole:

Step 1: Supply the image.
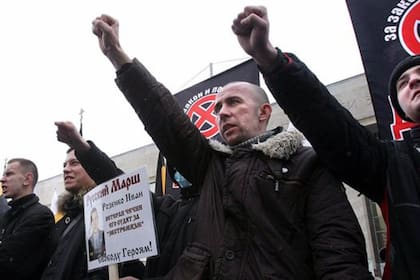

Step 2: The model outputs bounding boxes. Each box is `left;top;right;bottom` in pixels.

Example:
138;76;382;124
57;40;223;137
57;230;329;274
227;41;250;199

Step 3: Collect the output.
177;57;247;91
209;62;213;77
108;263;119;280
79;108;84;136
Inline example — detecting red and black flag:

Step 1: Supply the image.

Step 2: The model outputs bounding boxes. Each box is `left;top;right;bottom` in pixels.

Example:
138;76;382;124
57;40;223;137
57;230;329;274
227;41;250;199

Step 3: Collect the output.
155;59;259;198
346;0;420;140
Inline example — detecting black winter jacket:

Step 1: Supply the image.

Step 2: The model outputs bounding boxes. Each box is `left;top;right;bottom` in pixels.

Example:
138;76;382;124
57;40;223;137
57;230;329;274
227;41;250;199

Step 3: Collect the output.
264;51;420;279
111;59;373;279
40;192;108;280
41;187;144;280
0;194;55;280
0;195;9;217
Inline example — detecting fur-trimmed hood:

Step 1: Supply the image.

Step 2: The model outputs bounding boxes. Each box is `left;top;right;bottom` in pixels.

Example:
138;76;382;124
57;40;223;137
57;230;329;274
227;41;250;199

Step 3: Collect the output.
56;189;89;213
209;130;304;160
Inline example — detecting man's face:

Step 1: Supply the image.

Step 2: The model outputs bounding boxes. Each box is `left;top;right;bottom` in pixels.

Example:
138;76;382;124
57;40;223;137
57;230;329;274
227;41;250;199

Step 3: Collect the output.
0;162;29;200
214;82;268;145
63;150;95;193
91;210;99;232
396;65;420;122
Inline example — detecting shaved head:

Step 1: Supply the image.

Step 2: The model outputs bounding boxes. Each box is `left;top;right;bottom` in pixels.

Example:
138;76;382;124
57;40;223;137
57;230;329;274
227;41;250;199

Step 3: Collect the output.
215;81;272;145
222;81;269;105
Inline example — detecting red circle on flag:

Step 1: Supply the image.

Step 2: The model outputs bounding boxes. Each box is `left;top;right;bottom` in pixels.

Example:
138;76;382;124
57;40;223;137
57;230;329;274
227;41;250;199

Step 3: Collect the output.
186;94;219;139
399;2;420;55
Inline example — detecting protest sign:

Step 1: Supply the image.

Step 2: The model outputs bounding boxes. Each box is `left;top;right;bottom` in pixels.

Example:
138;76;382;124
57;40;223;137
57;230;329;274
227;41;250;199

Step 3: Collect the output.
83;167;158;271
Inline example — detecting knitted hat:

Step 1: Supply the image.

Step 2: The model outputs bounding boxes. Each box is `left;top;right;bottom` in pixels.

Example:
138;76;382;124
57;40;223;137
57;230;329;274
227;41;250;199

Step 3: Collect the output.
389;55;420;122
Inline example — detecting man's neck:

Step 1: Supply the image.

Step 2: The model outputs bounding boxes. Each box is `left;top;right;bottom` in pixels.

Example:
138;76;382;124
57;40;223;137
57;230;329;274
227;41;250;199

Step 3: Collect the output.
12;192;33;201
230;127;280;149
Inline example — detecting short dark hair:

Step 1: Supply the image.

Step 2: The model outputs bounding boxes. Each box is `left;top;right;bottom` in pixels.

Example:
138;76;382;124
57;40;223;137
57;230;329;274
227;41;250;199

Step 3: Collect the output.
7;158;39;186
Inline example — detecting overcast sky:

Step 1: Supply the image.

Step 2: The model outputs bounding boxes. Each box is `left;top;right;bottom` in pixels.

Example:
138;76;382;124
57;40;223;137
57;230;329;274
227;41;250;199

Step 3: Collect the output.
0;0;364;181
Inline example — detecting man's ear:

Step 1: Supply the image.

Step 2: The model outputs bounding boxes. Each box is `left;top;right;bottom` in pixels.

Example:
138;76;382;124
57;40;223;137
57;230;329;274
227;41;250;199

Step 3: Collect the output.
259;103;272;122
23;172;34;188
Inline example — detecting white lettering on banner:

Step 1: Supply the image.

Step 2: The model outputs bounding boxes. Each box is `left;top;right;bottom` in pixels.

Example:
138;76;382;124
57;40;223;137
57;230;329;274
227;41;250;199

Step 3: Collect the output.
384;0;417;42
182;86;222;113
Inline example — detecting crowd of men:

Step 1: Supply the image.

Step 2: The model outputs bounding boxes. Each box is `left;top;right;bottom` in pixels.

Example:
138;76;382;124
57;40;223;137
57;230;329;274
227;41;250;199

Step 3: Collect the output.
1;5;419;280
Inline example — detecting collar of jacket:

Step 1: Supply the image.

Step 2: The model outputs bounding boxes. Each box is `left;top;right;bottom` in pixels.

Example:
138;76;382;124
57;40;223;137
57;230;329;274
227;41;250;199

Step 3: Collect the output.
6;193;38;218
8;193;37;208
209;127;304;160
57;189;89;214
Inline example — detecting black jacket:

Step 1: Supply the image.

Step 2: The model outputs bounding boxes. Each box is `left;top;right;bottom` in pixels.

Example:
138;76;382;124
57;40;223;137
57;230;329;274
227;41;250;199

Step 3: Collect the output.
0;194;55;280
40;190;143;280
40;192;108;280
144;192;199;278
112;59;373;279
264;51;420;279
0;195;9;217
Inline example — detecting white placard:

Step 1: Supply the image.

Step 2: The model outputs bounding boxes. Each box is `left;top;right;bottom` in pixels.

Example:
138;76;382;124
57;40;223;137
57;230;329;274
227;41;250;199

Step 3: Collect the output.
83;167;158;271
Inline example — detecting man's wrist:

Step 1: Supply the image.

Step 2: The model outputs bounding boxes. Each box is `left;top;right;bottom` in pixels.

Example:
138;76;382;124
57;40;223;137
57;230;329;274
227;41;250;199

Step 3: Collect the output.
73;139;91;153
116;60;134;76
253;44;280;72
256;47;289;75
106;47;131;71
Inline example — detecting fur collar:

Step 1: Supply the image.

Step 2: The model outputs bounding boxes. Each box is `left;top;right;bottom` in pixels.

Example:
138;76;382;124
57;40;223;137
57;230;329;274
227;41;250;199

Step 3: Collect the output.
56;189;89;213
209;130;303;160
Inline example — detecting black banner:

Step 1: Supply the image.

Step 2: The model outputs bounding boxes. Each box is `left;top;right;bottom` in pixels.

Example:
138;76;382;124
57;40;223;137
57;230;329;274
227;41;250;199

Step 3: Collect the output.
174;59;259;140
346;0;420;140
155;59;259;199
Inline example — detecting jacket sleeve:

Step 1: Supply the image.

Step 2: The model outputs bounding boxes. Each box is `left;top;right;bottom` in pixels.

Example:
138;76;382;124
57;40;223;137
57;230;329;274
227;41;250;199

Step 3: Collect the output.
76;140;179;222
305;165;374;280
75;140;124;185
0;196;9;216
114;59;212;188
264;52;388;203
0;206;55;278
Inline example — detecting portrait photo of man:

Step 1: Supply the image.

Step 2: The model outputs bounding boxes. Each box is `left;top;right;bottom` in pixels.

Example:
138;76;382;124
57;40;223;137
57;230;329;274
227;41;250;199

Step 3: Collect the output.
87;207;106;261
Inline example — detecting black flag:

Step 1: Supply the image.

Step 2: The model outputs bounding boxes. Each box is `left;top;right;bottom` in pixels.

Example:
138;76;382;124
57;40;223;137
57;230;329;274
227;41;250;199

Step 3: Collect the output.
346;0;420;140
